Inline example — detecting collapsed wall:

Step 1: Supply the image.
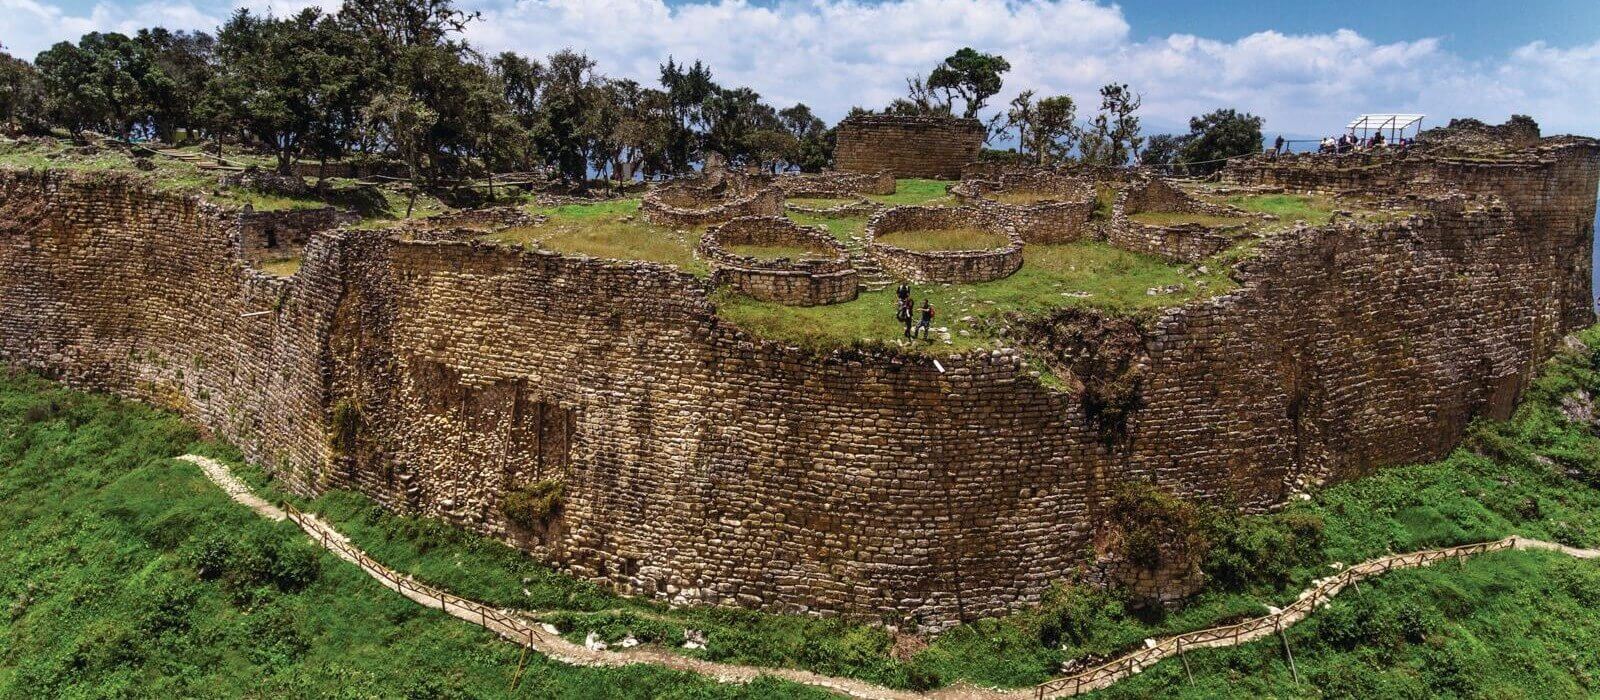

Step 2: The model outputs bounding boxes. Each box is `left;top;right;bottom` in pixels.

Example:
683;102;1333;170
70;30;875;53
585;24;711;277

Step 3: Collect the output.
0;136;1594;631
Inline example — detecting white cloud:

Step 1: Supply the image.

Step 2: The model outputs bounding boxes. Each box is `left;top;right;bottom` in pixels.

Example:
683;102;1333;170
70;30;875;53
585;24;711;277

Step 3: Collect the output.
2;0;1595;137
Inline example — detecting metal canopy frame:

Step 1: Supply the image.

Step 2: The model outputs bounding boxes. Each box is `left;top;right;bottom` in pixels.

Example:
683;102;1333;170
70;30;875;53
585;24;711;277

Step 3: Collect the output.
1346;113;1426;141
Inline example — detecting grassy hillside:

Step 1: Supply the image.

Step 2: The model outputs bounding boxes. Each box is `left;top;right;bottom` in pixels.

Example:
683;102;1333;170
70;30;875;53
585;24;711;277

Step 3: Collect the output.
0;372;824;699
6;323;1600;697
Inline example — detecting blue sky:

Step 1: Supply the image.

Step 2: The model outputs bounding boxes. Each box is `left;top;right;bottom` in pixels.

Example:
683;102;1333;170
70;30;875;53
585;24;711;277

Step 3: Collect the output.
5;0;1598;138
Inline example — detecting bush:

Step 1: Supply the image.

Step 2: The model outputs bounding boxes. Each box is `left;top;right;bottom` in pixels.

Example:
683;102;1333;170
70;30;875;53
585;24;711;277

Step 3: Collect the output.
501;479;564;531
183;529;321;601
1105;483;1208;572
1202;510;1326;591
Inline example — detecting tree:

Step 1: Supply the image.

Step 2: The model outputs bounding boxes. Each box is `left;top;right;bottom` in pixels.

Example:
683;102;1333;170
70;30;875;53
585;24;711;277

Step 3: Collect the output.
362;90;436;216
134;28;215;142
534;49;599;182
886;75;951;117
34;33;158;138
777;103;831;172
1177;108;1263;175
926;47;1010;120
658;57;718;172
1139;133;1189;171
1079;83;1143;166
1004;91;1077;165
0;51;44;133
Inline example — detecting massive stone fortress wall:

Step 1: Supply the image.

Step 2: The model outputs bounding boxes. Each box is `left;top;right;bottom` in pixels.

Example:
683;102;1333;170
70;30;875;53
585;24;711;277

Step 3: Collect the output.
834;115;985;179
0;137;1594;630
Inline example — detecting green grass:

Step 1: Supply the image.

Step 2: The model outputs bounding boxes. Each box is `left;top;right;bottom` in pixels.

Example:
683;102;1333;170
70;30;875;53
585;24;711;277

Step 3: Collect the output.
0;371;827;699
867;179;954;206
873;227;1009;251
257;257;302;277
786;211;868;242
717;241;1234;353
1226;194;1336;227
1093;184;1117;220
487;199;709;275
1128;212;1250;228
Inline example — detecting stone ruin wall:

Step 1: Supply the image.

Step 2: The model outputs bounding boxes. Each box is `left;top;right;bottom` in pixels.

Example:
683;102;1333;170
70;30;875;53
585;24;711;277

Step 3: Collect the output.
697;216;858;306
0;138;1594;630
0;170;337;490
238;206;359;262
951;172;1096;244
1105;178;1252;262
834;115;985;179
865;206;1024;284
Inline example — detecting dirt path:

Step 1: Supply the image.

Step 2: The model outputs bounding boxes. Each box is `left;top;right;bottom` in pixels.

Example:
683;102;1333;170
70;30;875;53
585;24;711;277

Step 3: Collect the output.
177;453;1600;699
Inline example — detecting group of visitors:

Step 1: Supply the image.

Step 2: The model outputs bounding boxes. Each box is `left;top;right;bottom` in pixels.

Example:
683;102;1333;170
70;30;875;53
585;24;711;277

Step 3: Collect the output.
895;283;935;340
1317;132;1412;154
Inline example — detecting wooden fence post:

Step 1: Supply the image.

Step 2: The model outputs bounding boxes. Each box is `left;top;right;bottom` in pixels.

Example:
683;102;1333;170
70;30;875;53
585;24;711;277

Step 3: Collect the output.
1178;638;1193;685
1276;617;1299;685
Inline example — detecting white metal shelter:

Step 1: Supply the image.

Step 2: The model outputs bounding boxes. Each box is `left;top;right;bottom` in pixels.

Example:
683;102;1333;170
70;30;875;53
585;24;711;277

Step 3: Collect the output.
1347;114;1425;142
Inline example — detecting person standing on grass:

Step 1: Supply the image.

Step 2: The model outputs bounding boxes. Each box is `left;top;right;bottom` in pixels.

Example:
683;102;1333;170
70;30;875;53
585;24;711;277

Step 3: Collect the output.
898;296;914;338
916;299;935;340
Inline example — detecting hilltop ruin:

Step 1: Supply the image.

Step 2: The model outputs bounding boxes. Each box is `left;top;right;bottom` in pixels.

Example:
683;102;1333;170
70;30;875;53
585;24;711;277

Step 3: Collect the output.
0;120;1594;631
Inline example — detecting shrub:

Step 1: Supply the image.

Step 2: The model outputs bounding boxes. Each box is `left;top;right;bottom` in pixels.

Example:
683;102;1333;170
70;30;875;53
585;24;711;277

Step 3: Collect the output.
1105;483;1208;572
501;479;564;531
1202;510;1326;591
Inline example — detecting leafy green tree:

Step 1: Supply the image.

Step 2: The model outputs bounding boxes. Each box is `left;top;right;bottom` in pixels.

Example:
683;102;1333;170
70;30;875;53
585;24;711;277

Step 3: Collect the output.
35;33;155;138
1079;83;1143;166
134;28;215;142
362;89;436;216
658;57;718;172
1139;133;1189;171
1177;108;1263;175
0;51;45;133
534;49;600;182
1004;91;1077;164
778;103;831;172
926;47;1010;119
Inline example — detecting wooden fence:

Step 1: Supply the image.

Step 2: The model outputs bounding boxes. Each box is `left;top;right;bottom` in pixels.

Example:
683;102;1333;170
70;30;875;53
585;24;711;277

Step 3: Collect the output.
280;502;585;665
275;498;1552;700
1030;537;1517;698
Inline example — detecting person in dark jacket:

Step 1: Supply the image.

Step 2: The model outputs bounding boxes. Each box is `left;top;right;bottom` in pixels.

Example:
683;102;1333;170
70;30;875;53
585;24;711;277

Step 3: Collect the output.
915;300;935;340
898;296;914;337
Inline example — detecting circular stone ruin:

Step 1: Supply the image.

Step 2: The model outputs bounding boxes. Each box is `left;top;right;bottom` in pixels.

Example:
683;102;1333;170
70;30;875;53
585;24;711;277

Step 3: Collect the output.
1107;177;1256;262
951;170;1096;244
697;216;859;306
641;175;783;227
865;206;1023;284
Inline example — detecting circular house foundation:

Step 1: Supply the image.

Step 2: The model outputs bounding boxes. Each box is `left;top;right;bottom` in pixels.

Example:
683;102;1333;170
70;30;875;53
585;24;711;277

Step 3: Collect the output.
1108;177;1256;262
697;216;859;306
951;170;1095;244
865;206;1023;284
642;175;783;228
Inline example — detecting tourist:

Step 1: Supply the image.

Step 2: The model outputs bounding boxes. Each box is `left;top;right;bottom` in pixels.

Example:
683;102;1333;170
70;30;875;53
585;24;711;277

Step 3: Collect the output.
896;282;911;304
1372;132;1386;147
898;297;914;338
1273;135;1286;155
915;300;935;340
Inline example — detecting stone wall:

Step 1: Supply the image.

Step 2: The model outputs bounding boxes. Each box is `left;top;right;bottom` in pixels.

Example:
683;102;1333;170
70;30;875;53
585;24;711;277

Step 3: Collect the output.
775;170;897;197
835;115;984;179
951;171;1096;244
865;206;1024;283
697;216;858;306
0;170;338;492
641;178;784;227
0;137;1595;631
1105;177;1253;262
237;205;358;261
